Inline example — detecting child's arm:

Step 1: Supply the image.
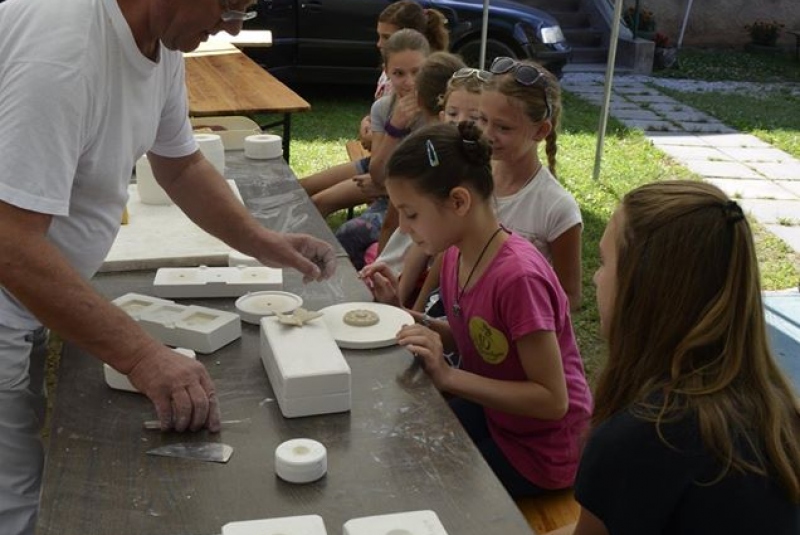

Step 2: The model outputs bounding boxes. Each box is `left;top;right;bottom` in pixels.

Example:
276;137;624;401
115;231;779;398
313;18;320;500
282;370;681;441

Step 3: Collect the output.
399;327;568;420
397;244;431;308
369;92;419;187
545;508;608;535
411;253;442;312
550;223;582;311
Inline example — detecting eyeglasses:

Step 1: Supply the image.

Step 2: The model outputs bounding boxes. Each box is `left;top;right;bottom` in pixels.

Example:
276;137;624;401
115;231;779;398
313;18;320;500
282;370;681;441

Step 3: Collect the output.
489;57;551;120
451;67;491;83
220;0;257;22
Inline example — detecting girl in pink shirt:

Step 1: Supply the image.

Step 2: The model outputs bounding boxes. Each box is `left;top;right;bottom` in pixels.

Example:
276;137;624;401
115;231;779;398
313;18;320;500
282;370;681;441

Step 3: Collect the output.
381;120;593;497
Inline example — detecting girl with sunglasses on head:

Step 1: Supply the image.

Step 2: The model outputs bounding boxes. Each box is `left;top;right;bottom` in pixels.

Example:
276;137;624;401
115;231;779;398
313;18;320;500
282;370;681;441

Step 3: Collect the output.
299;1;448;218
481;57;582;311
385;121;593;499
548;180;800;535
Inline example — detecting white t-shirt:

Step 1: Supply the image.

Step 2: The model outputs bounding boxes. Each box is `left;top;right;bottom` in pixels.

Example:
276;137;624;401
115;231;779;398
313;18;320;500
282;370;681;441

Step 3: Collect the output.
0;0;197;329
494;166;582;263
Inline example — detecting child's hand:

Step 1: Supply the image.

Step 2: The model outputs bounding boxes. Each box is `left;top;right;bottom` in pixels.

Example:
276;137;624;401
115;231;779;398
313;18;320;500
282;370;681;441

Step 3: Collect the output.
359;115;372;150
390;91;420;130
352;174;385;199
396;323;451;389
360;262;400;305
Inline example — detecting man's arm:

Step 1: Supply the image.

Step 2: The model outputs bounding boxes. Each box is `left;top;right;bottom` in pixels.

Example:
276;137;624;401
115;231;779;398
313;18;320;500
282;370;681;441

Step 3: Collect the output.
148;151;335;282
0;200;220;432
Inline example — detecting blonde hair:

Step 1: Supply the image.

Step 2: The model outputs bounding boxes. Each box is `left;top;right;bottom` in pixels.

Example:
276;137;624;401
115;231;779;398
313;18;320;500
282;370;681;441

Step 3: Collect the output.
484;60;561;177
594;180;800;502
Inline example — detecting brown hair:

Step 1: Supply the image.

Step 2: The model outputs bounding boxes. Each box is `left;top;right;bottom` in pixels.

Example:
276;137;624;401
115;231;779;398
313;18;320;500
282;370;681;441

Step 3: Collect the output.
594;180;800;501
379;0;449;52
415;52;466;116
484;60;561;177
387;121;492;202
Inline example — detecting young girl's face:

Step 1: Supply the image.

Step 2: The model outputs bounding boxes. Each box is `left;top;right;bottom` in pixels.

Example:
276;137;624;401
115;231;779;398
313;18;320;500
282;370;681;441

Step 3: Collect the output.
386;50;427;97
440;89;482;125
386;179;458;255
594;208;621;338
376;22;399;51
479;89;540;161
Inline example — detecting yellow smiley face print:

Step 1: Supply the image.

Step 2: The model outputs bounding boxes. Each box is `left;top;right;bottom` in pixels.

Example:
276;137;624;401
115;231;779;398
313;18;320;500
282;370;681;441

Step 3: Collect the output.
468;316;509;364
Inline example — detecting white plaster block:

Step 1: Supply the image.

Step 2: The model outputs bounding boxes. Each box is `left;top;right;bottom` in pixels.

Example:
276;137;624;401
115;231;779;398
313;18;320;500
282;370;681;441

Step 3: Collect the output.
103;348;196;393
343;510;449;535
152;265;282;298
223;515;327;535
260;316;351;418
113;292;242;354
228;250;263;267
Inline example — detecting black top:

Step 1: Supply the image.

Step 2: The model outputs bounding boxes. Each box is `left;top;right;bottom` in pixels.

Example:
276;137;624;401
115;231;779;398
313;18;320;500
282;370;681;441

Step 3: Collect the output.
575;407;800;535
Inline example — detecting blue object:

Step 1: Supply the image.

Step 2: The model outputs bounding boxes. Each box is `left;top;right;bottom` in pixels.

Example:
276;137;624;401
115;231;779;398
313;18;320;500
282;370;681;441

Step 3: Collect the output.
763;289;800;392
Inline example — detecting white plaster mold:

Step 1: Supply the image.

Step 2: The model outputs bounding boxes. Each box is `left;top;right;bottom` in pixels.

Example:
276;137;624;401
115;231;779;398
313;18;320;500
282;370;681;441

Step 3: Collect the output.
104;348;196;393
343;510;449;535
259;316;351;418
113;292;241;353
222;514;328;535
152;265;282;298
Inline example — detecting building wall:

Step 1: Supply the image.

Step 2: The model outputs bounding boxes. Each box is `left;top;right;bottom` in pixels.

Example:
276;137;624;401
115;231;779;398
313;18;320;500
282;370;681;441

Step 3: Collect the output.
640;0;799;48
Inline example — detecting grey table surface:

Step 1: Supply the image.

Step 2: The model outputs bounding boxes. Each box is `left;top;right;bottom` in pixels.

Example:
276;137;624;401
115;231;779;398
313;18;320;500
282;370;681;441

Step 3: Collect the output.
36;153;534;535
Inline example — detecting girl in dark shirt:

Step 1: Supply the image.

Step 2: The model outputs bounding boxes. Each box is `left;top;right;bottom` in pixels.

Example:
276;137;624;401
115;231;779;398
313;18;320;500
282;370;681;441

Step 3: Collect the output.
549;180;800;534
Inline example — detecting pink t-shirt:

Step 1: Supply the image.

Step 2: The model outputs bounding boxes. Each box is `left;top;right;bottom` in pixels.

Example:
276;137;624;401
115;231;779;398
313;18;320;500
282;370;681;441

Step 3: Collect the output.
440;232;593;489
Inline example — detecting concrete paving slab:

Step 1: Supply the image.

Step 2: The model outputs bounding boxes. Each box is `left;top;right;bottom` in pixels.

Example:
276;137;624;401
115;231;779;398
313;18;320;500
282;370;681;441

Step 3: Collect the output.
682;160;765;179
747;162;800;181
625;94;682;105
648;102;697;114
773;180;800;196
613;86;660;95
696;133;771;148
646;132;712;146
679;122;737;134
662;111;719;123
717;147;795;163
705;178;799;200
764;224;800;254
611;109;664;120
618;119;682;132
740;198;800;224
656;145;733;161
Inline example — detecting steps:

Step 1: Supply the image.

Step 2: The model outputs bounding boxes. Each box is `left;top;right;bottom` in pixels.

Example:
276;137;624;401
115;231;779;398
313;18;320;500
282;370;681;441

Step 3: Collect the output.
520;0;609;65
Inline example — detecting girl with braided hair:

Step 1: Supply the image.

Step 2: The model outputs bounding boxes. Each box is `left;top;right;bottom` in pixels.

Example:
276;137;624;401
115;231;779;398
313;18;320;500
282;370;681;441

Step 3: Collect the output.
380;121;592;498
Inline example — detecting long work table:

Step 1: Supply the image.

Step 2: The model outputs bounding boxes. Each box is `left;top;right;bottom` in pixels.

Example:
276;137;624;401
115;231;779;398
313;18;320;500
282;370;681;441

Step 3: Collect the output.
36;152;535;535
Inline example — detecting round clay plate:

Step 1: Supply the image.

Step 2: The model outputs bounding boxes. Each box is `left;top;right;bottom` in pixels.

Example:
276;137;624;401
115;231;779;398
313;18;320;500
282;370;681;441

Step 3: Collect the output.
318;302;414;349
235;291;303;325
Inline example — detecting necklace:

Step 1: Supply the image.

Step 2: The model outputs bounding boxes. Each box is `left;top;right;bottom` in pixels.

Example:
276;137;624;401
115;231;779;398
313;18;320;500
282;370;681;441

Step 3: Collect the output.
452;226;505;317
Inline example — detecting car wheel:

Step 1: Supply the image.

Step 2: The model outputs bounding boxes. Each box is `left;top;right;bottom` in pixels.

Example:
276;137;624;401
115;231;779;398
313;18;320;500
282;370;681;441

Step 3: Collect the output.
454;37;519;70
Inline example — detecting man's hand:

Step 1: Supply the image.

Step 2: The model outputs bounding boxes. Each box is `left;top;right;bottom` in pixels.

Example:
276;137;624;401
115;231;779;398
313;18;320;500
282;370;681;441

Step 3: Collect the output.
252;233;336;283
127;347;221;432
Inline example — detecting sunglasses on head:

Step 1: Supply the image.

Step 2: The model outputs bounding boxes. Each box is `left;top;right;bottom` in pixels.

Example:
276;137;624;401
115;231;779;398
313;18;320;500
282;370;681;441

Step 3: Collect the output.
451;67;492;83
489;57;552;120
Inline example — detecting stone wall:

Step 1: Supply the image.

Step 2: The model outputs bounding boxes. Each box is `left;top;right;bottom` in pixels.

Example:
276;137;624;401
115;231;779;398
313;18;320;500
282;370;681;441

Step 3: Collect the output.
639;0;799;48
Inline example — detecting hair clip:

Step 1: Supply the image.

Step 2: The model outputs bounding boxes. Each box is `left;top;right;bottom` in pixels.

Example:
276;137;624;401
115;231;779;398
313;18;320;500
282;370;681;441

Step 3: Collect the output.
426;139;440;167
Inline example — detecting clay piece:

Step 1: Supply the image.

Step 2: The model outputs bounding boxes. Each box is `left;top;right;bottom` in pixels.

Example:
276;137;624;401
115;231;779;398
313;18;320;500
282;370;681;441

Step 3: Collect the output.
343;309;380;327
275;307;323;327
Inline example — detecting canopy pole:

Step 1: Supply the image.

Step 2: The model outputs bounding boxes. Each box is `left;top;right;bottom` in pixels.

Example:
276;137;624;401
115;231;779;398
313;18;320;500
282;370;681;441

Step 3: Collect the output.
592;0;626;181
479;0;490;69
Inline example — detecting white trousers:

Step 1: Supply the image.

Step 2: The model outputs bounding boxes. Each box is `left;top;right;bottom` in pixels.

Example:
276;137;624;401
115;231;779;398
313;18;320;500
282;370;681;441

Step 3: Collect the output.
0;324;48;535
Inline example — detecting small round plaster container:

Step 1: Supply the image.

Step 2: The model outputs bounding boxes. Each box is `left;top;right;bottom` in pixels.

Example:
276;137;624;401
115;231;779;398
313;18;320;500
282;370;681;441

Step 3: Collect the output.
275;438;327;484
235;291;302;325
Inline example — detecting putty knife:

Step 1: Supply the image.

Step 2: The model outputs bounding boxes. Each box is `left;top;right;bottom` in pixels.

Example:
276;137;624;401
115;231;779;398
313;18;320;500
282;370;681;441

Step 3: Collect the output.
146;442;233;463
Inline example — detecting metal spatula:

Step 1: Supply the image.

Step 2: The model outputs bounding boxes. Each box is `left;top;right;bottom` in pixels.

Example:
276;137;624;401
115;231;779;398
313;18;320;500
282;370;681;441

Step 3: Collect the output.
146;442;234;463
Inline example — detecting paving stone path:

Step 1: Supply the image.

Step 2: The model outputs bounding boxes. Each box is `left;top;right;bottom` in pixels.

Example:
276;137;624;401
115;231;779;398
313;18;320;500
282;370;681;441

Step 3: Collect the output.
561;73;800;257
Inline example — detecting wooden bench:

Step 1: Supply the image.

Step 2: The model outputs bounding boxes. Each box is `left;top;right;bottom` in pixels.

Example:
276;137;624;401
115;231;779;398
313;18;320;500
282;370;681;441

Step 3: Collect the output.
516;489;580;533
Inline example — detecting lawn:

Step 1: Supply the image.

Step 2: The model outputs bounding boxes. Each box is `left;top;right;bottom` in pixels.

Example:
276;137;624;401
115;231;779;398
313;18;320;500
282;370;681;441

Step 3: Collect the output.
274;50;800;383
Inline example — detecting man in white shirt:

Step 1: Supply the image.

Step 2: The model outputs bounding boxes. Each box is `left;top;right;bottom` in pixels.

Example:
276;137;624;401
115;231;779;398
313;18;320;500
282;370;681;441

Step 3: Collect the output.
0;0;335;532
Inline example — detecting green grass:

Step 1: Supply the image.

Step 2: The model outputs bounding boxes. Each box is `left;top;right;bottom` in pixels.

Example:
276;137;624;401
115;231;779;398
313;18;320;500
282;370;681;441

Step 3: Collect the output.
653;47;800;83
281;77;799;383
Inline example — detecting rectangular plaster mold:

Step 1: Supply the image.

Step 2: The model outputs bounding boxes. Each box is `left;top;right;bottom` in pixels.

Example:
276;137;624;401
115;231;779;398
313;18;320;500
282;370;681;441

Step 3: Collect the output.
104;348;196;393
223;515;328;535
113;292;241;354
343;510;449;535
152;266;282;298
260;316;351;418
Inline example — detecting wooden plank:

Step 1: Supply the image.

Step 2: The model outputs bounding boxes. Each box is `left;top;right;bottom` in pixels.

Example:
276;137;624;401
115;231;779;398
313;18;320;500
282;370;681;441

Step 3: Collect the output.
516;489;580;533
184;52;310;117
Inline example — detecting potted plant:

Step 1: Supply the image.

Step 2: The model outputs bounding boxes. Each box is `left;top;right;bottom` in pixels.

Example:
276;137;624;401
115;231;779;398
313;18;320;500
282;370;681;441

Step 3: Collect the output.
745;20;784;48
623;5;656;40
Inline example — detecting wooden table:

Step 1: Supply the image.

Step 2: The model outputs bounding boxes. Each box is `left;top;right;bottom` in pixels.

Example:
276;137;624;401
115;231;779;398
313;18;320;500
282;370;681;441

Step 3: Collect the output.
36;153;535;535
184;50;310;162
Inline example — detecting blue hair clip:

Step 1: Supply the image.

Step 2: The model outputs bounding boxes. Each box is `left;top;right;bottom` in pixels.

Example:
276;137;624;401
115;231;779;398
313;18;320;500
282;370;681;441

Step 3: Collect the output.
426;139;440;167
